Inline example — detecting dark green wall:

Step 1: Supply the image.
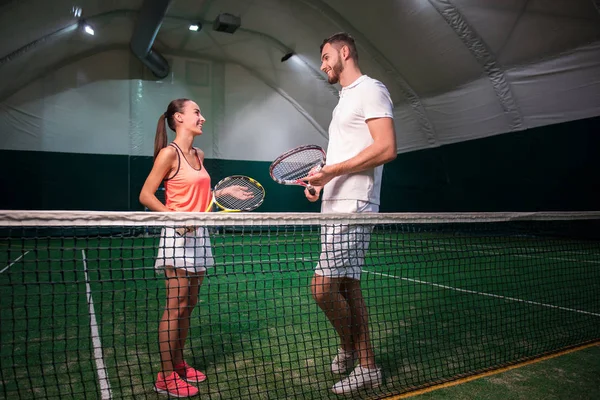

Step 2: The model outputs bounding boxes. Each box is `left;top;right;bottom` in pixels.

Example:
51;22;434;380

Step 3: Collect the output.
0;151;129;210
1;116;599;212
130;157;321;213
0;152;320;212
380;116;600;212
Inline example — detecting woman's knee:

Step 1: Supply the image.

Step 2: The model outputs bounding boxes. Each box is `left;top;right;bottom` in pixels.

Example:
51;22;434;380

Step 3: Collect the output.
164;298;189;317
187;296;198;309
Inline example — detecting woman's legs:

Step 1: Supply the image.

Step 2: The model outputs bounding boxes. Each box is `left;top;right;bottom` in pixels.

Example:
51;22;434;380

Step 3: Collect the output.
173;273;202;367
158;267;204;375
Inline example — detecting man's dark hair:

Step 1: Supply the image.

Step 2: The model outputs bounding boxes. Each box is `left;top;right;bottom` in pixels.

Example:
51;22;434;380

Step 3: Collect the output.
320;32;358;61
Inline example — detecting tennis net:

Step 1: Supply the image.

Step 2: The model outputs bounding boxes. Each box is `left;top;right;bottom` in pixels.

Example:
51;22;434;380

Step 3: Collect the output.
1;210;599;399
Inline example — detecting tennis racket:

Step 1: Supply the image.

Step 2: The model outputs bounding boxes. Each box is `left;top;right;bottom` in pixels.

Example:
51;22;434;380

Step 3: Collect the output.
207;175;265;212
269;145;326;195
176;175;265;236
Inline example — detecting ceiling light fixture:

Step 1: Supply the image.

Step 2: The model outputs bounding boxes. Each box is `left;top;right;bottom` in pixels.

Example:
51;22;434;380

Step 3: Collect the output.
189;22;202;32
80;19;94;35
280;52;294;62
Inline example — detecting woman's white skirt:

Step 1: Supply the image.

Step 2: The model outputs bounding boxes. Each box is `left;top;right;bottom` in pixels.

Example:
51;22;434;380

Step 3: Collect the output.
154;226;214;274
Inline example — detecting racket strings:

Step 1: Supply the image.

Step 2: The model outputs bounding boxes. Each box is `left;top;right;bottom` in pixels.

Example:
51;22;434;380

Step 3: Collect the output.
278;163;314;180
271;150;324;181
214;178;264;210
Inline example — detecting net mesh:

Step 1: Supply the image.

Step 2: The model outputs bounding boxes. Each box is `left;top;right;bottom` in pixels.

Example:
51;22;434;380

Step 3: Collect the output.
1;211;599;399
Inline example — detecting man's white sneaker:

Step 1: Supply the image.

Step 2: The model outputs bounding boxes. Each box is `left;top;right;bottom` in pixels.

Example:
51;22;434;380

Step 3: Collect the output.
331;365;382;395
331;348;357;374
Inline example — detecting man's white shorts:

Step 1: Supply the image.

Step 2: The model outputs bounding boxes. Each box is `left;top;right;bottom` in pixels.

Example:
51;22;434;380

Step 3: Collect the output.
154;227;214;274
315;200;378;280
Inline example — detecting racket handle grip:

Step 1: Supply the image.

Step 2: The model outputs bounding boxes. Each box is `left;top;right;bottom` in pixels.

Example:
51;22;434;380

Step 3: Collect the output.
175;226;195;236
307;165;322;196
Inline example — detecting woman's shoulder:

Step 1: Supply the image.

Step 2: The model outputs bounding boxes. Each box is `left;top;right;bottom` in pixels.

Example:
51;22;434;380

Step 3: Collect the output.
193;147;205;161
156;145;178;161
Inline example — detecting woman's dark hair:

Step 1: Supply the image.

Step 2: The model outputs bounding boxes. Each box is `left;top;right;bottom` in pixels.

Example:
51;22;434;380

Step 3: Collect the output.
154;98;190;159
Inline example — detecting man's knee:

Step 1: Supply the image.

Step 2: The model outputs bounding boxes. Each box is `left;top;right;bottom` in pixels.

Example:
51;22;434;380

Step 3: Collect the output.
311;274;338;305
311;278;325;302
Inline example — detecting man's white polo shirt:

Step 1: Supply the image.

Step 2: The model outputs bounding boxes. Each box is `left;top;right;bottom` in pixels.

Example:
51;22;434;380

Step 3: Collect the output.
322;75;394;205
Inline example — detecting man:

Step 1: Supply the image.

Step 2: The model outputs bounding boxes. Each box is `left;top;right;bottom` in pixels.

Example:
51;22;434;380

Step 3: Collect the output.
304;32;397;395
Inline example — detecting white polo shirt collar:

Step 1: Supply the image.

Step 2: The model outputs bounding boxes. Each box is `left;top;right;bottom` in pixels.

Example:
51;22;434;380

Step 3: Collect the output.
339;74;367;97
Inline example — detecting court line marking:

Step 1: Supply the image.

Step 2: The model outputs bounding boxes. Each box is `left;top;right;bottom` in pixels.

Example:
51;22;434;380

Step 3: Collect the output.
372;240;600;269
213;243;596;267
13;242;599;267
11;242;597;278
220;237;600;265
9;236;599;260
387;341;600;399
219;235;600;255
213;250;599;319
363;269;600;318
1;251;30;274
81;250;113;400
424;242;600;264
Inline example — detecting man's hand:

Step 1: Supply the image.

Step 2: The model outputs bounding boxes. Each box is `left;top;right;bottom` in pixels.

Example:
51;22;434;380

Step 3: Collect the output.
304;164;336;187
304;185;322;202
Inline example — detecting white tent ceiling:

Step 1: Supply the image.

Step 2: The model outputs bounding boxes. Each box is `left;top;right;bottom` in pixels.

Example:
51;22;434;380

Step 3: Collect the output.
1;0;599;156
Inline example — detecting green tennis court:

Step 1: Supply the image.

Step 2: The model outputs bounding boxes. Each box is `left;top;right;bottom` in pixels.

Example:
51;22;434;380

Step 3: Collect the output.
1;216;600;399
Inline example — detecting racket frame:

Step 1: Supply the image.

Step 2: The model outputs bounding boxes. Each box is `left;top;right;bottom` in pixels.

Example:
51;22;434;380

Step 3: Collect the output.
175;175;264;236
208;175;265;212
269;144;326;195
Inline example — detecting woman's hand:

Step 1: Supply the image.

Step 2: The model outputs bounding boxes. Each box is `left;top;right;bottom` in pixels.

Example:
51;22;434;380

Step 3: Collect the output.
217;185;254;200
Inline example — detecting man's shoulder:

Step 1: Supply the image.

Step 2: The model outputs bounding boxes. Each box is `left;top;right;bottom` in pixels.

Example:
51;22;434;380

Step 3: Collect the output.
356;76;390;93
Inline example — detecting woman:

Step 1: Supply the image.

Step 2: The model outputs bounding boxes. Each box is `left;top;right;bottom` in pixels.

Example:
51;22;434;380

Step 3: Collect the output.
140;98;249;397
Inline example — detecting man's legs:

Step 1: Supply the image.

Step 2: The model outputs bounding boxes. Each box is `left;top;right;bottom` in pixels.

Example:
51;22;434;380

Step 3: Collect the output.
339;278;376;369
311;274;354;352
311;274;376;369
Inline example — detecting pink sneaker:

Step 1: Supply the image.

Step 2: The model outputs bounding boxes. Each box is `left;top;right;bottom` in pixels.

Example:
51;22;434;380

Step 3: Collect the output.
175;361;207;383
154;371;199;398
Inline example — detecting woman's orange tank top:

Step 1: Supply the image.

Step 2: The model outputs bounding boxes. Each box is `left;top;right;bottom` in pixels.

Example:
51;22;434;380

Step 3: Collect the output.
164;143;212;212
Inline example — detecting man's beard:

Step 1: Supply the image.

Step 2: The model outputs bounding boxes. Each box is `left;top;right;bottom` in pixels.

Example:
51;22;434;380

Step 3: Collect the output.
327;58;344;84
